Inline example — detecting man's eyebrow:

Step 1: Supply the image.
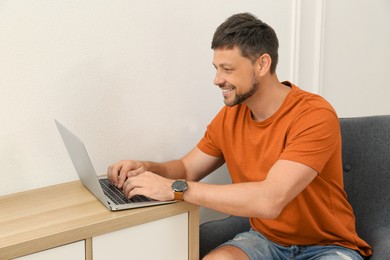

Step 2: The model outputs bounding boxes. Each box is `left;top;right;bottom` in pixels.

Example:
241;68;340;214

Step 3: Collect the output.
212;62;234;68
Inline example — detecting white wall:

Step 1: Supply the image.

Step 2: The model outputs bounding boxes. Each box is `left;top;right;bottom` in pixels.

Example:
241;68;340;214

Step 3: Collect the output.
1;0;389;222
294;0;390;118
321;0;390;117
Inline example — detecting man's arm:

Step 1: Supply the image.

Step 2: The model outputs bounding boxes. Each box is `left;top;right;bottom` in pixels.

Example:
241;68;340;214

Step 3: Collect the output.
183;159;317;219
120;150;317;219
107;146;224;188
143;147;225;181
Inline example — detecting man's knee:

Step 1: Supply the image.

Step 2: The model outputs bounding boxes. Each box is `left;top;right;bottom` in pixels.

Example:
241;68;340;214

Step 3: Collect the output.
202;245;249;260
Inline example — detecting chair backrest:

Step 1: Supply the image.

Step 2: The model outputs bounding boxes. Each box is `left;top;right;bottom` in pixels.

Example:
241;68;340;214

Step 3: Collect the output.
340;115;390;247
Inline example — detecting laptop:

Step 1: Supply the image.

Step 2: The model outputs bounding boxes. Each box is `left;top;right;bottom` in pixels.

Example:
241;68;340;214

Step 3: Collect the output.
55;120;175;211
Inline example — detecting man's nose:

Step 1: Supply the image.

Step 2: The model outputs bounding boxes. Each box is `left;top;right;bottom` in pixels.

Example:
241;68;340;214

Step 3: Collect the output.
214;71;225;86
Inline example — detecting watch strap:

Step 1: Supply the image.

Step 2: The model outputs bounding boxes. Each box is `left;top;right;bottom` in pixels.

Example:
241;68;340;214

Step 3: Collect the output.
174;190;184;201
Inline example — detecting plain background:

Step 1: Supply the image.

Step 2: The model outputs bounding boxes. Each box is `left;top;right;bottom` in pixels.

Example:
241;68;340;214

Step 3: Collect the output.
1;0;389;222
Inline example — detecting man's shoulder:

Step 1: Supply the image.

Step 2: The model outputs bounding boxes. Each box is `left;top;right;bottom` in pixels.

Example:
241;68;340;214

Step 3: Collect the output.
289;84;337;117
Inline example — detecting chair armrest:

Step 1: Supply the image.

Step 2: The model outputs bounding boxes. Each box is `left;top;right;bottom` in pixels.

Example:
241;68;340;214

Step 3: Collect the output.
368;226;390;260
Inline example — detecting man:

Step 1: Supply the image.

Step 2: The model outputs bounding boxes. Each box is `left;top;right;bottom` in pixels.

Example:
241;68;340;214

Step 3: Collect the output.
107;13;371;259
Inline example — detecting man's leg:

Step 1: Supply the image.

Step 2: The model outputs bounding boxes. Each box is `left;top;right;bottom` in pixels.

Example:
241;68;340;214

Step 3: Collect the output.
203;229;283;260
200;216;250;258
202;245;249;260
305;245;364;260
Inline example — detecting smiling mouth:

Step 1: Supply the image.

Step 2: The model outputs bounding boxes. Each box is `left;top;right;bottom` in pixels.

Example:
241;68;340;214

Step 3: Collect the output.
222;88;234;93
221;87;235;98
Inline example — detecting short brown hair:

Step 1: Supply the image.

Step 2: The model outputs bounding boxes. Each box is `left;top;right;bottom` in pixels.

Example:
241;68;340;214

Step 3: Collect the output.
211;13;279;74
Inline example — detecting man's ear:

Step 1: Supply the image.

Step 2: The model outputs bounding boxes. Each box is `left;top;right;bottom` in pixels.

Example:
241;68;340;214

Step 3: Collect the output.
256;53;272;76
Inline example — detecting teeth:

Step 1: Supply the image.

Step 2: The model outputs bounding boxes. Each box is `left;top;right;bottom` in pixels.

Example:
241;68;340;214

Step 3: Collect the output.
222;88;233;93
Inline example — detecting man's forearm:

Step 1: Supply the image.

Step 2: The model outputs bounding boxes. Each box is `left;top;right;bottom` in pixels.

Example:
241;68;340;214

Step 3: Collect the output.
142;160;187;180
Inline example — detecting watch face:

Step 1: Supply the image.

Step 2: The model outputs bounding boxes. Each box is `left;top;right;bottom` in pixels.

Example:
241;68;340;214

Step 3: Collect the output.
172;180;188;192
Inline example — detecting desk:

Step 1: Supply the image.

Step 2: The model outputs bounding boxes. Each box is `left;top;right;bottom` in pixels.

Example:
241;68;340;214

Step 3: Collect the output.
0;181;199;259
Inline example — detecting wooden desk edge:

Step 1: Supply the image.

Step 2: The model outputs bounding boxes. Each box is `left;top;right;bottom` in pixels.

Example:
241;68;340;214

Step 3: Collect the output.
0;181;199;259
188;206;200;260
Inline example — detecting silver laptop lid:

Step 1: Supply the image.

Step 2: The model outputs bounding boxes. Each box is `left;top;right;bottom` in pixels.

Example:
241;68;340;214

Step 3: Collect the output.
55;120;110;209
55;120;176;211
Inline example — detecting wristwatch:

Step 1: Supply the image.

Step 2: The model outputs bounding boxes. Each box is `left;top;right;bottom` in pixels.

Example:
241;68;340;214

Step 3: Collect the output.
171;179;188;201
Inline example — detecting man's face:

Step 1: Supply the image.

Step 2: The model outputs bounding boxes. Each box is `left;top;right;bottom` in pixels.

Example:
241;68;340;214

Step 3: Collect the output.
213;47;259;106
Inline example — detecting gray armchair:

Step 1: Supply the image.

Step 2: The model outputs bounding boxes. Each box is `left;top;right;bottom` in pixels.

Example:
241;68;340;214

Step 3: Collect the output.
200;115;390;259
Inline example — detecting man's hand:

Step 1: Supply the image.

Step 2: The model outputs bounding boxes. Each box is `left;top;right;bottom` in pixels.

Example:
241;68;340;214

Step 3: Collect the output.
123;171;175;201
107;160;146;189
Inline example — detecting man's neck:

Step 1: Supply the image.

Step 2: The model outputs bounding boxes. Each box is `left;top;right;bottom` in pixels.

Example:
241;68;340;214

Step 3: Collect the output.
245;75;291;122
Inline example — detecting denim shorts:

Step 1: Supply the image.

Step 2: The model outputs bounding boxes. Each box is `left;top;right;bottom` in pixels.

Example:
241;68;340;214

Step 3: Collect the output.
220;229;364;260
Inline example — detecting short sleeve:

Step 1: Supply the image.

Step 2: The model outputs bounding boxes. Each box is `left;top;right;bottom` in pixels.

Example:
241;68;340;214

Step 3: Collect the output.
279;108;340;173
197;108;226;158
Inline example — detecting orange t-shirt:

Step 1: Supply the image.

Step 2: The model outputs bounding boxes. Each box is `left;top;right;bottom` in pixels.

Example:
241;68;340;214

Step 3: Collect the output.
197;83;372;256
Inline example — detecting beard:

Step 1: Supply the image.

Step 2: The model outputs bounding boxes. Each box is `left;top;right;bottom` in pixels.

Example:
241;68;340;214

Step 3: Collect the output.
222;79;259;107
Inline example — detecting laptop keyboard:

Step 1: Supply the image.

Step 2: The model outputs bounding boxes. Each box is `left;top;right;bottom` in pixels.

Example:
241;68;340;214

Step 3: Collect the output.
99;178;153;205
